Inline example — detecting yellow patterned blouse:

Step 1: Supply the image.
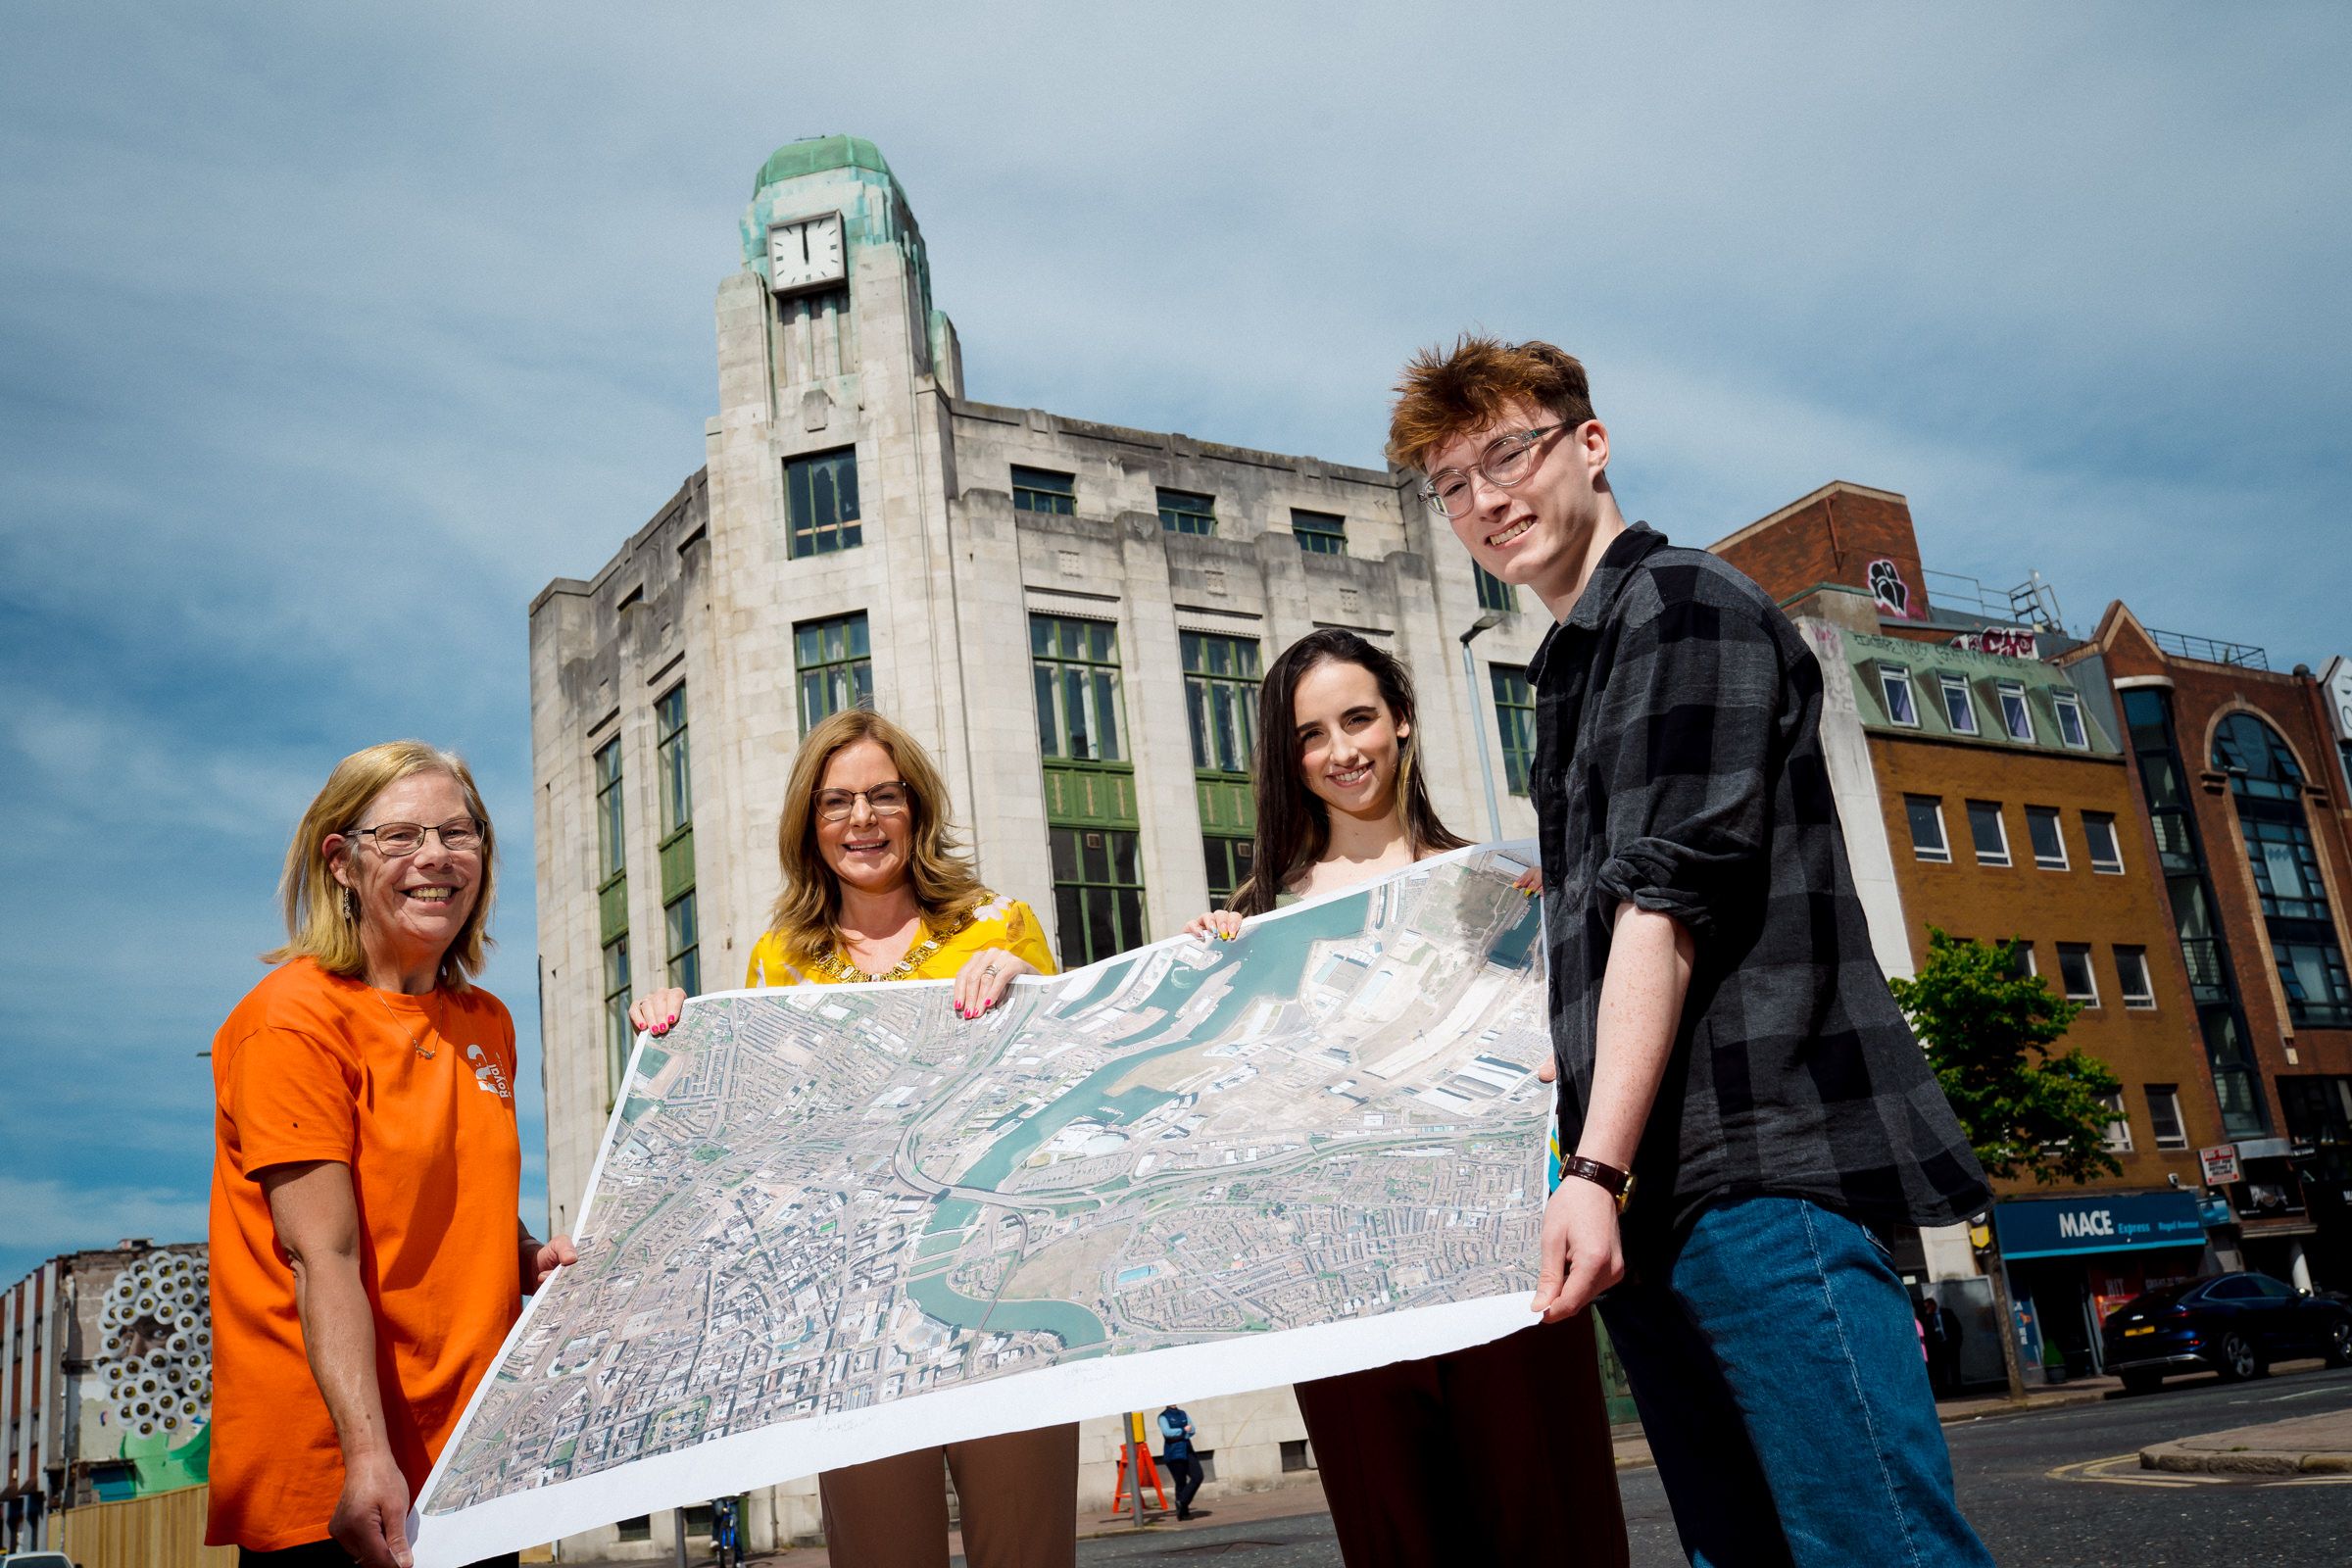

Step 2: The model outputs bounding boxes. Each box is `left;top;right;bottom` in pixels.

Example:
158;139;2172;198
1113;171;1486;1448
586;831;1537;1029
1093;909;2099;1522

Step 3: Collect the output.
744;895;1059;988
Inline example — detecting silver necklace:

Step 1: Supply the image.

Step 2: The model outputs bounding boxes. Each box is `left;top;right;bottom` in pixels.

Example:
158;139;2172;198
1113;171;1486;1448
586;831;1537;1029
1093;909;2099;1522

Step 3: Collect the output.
373;987;439;1059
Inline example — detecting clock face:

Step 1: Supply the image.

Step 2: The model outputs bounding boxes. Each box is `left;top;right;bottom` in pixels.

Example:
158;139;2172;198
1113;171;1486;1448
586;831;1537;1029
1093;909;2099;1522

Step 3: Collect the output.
767;213;847;295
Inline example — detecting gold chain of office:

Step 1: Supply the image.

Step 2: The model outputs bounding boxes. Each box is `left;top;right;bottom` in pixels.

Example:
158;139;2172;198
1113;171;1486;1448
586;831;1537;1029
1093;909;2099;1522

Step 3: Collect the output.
810;912;976;984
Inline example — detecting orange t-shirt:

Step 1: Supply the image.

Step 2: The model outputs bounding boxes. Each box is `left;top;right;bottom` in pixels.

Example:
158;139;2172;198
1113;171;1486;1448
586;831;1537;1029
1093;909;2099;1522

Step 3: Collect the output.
205;957;523;1550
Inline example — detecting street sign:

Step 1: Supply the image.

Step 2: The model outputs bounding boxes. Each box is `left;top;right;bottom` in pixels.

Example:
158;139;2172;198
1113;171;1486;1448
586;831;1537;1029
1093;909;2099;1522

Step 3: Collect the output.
2199;1144;2241;1186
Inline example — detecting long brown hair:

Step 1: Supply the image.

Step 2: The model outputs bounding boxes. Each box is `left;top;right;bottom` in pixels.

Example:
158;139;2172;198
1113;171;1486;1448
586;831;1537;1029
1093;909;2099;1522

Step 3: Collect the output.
1228;630;1467;916
766;709;990;965
263;740;498;991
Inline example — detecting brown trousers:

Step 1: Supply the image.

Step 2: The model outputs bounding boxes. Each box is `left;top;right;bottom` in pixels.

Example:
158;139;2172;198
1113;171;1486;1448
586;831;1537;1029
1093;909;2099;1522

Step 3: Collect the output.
817;1422;1079;1568
1294;1315;1629;1568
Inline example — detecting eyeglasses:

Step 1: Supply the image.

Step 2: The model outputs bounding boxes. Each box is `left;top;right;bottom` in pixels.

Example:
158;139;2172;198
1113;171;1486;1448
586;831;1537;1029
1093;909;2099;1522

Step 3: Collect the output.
814;781;911;821
351;818;485;857
1419;422;1573;519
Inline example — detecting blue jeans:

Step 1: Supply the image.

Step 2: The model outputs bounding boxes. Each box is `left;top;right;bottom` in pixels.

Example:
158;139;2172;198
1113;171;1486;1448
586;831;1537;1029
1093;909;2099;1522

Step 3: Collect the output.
1596;1197;1992;1568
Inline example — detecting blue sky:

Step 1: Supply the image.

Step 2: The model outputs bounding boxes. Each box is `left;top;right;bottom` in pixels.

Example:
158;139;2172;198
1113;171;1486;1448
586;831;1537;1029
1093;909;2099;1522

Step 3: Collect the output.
3;3;2346;1283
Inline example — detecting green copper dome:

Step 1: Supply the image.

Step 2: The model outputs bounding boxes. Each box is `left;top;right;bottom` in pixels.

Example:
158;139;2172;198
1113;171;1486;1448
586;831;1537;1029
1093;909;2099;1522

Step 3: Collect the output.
753;135;892;196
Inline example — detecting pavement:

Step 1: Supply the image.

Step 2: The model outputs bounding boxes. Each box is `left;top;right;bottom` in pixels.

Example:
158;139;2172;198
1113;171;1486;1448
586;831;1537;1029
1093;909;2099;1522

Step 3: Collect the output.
2138;1399;2352;1476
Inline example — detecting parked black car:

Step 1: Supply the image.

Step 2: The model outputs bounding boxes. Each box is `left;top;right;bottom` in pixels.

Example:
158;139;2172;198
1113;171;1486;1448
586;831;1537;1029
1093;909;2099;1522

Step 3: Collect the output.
2102;1271;2352;1394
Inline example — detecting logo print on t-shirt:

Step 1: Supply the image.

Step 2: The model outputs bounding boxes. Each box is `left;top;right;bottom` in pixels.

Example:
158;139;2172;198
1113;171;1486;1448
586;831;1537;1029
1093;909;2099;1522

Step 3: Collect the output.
464;1043;514;1102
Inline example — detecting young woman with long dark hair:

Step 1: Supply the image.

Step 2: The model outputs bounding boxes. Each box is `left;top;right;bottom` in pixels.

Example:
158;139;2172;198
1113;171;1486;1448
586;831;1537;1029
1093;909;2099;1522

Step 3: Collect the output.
1182;628;1628;1568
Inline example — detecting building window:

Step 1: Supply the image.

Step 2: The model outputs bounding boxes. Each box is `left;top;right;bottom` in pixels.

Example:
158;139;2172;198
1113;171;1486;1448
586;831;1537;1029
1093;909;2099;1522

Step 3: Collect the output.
1938;674;1978;735
595;738;627;889
1474;564;1517;613
1033;616;1128;762
1050;826;1147;965
2099;1092;2134;1153
1905;796;1950;862
1878;664;1919;727
664;893;701;995
2053;690;2091;750
1492;665;1537;797
2146;1085;2188;1150
2057;943;2099;1005
2008;940;2037;979
2240;816;2331;922
656;686;692;839
2275;941;2352;1030
616;1516;652;1544
2213;711;2307;800
1966;800;2010;866
2116;946;2156;1008
603;934;632;1102
655;685;698;996
1292;509;1347;555
1011;465;1076;514
795;612;873;733
1156;487;1217;536
2082;811;2125;873
1182;632;1259;775
1203;835;1255;906
2278;1076;2352;1150
1994;682;2034;743
785;447;862;557
2025;806;2068;870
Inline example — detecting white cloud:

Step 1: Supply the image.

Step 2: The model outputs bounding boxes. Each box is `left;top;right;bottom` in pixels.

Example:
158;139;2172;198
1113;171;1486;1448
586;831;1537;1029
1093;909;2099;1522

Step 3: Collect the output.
0;1177;209;1260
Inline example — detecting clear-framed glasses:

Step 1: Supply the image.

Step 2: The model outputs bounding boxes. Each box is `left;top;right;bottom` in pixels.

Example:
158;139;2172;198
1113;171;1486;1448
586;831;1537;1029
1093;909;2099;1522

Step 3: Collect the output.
814;781;912;822
352;817;485;857
1419;421;1574;519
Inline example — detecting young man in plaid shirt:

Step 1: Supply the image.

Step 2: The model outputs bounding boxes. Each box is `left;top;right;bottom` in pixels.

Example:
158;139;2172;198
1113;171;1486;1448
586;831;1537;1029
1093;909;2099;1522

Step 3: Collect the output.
1391;337;1994;1566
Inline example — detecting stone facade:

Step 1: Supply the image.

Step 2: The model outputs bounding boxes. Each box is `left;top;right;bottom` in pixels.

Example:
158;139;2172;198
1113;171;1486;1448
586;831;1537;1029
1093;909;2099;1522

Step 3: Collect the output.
528;136;1547;1554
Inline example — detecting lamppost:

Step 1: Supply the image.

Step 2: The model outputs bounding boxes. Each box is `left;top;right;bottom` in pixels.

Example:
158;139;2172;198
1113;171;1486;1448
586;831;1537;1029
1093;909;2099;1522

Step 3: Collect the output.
1459;612;1506;842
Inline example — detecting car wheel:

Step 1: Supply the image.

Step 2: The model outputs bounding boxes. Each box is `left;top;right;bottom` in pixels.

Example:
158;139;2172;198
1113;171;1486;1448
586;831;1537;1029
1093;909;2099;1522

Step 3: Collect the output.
2121;1369;2163;1396
2216;1331;2260;1382
2326;1318;2352;1369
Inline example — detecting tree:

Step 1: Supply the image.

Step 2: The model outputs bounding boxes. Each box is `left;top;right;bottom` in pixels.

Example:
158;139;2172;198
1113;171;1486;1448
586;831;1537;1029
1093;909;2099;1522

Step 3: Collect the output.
1889;929;2122;1185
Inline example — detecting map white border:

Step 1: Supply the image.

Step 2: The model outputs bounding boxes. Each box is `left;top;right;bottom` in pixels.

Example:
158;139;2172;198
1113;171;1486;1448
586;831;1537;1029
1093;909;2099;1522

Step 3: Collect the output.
410;843;1548;1566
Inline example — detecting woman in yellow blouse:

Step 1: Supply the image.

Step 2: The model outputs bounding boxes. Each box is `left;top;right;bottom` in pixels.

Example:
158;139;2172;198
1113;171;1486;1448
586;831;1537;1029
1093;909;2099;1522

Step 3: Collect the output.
630;707;1070;1568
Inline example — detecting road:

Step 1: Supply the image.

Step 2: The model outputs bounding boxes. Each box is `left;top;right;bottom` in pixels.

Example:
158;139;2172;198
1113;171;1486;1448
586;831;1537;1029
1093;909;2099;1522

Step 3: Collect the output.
1050;1364;2352;1567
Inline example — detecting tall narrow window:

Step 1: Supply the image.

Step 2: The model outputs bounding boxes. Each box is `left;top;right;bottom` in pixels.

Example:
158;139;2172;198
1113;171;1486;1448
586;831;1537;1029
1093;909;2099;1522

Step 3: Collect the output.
2099;1092;2134;1153
1185;631;1260;906
795;612;873;732
2057;944;2099;1005
655;685;698;998
1474;564;1517;614
1938;674;1978;735
1034;613;1145;963
1291;509;1347;555
2026;806;2068;870
1905;796;1950;862
2116;946;2156;1008
2147;1085;2188;1150
594;736;632;1104
603;933;632;1103
2053;690;2091;750
1156;487;1217;536
595;738;627;892
1878;664;1919;727
2216;712;2352;1031
1011;466;1076;514
1203;836;1256;907
1967;800;2010;866
1996;681;2034;743
785;446;862;557
1492;665;1537;797
2082;811;2124;874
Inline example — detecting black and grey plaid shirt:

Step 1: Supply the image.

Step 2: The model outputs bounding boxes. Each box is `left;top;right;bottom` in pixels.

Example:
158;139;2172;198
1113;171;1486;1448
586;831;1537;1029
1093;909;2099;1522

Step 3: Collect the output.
1527;523;1988;1259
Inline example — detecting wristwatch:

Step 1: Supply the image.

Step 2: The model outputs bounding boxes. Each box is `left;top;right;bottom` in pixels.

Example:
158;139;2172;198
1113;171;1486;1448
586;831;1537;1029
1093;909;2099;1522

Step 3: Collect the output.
1561;1155;1636;1212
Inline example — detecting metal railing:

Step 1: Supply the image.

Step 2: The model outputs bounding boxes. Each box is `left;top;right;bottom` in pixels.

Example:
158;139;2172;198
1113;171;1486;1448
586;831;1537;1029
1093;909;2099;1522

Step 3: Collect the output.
2147;627;2271;670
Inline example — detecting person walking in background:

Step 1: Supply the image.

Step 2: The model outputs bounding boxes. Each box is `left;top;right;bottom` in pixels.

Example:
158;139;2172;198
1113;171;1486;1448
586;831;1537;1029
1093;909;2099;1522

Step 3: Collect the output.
1184;629;1627;1568
630;708;1072;1568
207;741;574;1568
1156;1405;1202;1521
1921;1296;1964;1397
1390;336;1994;1567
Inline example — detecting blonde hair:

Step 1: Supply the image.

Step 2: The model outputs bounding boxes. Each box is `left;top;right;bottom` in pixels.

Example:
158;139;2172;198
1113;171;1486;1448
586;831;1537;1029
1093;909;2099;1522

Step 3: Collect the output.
264;740;498;990
767;710;989;966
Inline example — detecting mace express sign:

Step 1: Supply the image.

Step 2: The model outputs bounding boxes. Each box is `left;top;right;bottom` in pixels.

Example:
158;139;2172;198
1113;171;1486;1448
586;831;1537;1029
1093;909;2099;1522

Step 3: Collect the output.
1992;1191;2208;1260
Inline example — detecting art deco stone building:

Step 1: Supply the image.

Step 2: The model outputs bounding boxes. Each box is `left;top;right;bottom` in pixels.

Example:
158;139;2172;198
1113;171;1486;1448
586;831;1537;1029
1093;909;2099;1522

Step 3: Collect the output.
529;135;1549;1549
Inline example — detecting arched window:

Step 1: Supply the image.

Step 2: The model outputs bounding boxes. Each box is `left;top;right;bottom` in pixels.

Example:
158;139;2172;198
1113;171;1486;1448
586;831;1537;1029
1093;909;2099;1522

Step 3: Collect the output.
2215;712;2352;1029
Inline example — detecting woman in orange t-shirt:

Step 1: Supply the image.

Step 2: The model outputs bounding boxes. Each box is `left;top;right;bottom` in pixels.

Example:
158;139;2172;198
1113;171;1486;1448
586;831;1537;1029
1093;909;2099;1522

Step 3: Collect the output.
208;742;574;1568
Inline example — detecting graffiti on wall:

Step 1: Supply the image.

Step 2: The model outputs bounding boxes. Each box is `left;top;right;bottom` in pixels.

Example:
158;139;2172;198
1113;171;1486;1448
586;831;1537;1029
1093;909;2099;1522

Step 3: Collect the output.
82;1249;212;1498
1866;559;1926;620
1948;626;2038;660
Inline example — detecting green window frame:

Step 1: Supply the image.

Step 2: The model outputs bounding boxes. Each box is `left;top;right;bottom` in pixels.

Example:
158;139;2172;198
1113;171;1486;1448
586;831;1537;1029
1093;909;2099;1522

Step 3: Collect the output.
1011;466;1076;514
1203;834;1256;907
1491;664;1536;797
1156;487;1217;536
664;891;701;996
1032;615;1128;763
656;685;692;838
796;612;874;733
1051;825;1148;965
1291;509;1346;555
1475;564;1518;614
1182;632;1260;775
785;446;862;558
594;737;628;945
603;933;632;1104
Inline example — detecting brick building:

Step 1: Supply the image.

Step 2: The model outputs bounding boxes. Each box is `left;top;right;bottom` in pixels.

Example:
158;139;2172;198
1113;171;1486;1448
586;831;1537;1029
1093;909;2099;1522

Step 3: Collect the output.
2060;609;2352;1291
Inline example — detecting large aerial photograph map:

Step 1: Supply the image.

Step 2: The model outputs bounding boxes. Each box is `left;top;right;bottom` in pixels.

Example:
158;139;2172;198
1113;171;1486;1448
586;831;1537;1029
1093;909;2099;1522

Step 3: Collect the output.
413;846;1553;1562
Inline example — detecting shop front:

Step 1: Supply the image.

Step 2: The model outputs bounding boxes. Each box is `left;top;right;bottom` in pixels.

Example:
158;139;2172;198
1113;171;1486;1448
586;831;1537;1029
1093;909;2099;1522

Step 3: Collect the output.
1994;1191;2218;1376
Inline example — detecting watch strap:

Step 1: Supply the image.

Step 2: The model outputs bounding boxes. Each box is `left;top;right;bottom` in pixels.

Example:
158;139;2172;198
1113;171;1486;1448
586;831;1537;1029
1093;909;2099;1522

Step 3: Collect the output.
1562;1154;1635;1210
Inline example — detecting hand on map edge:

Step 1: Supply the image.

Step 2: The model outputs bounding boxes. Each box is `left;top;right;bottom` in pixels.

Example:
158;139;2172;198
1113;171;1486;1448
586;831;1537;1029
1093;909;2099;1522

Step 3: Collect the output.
1531;1173;1623;1323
